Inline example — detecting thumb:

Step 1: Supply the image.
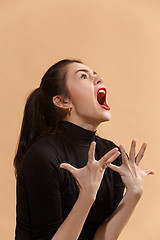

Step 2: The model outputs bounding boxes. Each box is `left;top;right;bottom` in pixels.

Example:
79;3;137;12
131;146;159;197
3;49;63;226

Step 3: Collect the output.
60;163;81;189
144;169;155;176
60;163;77;175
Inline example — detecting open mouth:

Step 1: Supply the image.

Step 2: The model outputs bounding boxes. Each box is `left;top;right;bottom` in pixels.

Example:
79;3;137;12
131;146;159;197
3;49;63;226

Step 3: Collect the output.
97;87;110;110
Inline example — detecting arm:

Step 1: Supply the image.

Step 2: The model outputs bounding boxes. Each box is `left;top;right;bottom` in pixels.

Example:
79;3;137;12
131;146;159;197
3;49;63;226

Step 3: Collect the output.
52;189;94;240
94;188;141;240
94;140;154;240
23;143;64;240
52;142;120;240
24;141;120;240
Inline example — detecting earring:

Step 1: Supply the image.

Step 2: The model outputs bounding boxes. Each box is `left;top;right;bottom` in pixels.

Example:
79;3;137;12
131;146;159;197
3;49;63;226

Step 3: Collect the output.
68;106;71;116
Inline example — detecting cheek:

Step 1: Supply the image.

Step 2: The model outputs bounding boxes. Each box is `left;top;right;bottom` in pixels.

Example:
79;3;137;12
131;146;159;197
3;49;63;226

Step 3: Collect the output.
69;85;93;106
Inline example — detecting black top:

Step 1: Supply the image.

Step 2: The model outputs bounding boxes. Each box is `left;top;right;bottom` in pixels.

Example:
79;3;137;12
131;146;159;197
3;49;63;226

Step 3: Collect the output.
15;121;124;240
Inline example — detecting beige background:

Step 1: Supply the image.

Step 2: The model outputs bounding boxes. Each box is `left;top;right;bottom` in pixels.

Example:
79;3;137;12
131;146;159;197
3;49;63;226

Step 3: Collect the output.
0;0;160;239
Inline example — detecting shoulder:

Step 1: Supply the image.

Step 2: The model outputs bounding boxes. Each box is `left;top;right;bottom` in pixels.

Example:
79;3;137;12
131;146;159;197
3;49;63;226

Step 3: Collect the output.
95;135;122;166
22;134;62;170
19;134;64;184
95;135;118;150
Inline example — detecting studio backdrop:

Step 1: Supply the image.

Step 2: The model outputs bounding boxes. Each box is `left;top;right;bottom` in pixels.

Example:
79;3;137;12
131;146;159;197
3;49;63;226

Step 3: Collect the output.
0;0;160;239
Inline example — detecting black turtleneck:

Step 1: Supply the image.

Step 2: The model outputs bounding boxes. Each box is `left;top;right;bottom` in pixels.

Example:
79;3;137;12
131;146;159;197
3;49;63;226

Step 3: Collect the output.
15;121;124;240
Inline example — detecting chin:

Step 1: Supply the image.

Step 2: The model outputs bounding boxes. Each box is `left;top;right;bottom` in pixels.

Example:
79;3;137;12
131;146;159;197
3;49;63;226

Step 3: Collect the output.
101;111;111;122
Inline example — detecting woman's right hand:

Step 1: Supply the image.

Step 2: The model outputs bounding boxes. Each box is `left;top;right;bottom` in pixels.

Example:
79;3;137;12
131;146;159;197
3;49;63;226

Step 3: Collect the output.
60;141;120;200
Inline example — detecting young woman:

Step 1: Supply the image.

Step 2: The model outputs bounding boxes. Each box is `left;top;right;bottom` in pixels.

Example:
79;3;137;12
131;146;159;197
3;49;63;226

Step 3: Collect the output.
14;59;154;240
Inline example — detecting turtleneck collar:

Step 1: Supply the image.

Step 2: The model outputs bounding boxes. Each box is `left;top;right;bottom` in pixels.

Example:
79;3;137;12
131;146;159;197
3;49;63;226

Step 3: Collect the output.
58;121;96;146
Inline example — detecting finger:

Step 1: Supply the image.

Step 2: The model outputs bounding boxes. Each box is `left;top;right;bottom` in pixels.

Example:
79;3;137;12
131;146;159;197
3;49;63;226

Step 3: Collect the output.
129;139;136;163
60;163;81;189
99;147;119;166
60;163;77;175
144;169;155;176
119;144;128;165
135;143;147;166
105;151;121;164
100;151;120;172
106;163;121;174
88;141;96;163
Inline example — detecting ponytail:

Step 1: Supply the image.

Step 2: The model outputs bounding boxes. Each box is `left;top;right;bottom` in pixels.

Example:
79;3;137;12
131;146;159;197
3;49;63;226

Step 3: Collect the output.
14;59;83;176
14;88;48;175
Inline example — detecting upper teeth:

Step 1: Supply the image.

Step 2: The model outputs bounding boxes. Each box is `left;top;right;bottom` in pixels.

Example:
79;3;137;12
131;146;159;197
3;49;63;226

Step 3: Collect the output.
99;89;105;94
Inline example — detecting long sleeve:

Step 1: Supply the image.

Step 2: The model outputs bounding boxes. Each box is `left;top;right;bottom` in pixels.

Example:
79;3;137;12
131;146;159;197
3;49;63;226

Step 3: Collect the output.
22;141;63;240
112;154;125;212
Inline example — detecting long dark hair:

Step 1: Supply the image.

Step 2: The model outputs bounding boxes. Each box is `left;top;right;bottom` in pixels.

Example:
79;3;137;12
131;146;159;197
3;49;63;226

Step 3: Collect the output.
14;59;83;176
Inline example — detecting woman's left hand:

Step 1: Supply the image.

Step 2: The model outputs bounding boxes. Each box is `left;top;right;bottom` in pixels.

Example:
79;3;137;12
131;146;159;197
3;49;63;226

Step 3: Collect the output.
106;139;154;196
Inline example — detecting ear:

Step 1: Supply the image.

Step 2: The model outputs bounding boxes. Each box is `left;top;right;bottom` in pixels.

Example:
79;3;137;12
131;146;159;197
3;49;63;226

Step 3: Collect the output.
52;95;70;110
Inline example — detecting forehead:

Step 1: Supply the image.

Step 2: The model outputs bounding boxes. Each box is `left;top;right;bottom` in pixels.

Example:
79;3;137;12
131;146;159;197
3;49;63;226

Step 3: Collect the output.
67;62;94;76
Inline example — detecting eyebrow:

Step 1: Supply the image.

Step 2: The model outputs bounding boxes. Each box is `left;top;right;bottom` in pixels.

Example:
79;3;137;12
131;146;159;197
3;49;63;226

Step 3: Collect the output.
75;69;97;75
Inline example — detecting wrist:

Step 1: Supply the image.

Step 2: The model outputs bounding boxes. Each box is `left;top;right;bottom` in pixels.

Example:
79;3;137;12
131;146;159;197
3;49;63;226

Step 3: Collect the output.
79;189;96;204
126;187;143;200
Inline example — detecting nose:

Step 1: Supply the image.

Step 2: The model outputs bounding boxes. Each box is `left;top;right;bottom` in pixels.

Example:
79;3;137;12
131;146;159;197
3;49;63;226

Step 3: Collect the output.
94;76;104;85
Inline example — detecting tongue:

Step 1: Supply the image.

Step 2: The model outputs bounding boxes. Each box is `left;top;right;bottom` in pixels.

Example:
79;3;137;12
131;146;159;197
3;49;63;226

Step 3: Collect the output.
98;92;105;101
97;92;106;104
97;92;110;110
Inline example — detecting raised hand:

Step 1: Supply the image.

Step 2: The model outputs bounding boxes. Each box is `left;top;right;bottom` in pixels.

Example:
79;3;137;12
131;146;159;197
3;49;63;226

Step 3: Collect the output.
106;139;154;196
60;141;120;200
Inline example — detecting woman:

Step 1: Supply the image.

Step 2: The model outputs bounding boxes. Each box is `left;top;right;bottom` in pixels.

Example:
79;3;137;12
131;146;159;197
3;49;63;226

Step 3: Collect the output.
14;59;154;240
